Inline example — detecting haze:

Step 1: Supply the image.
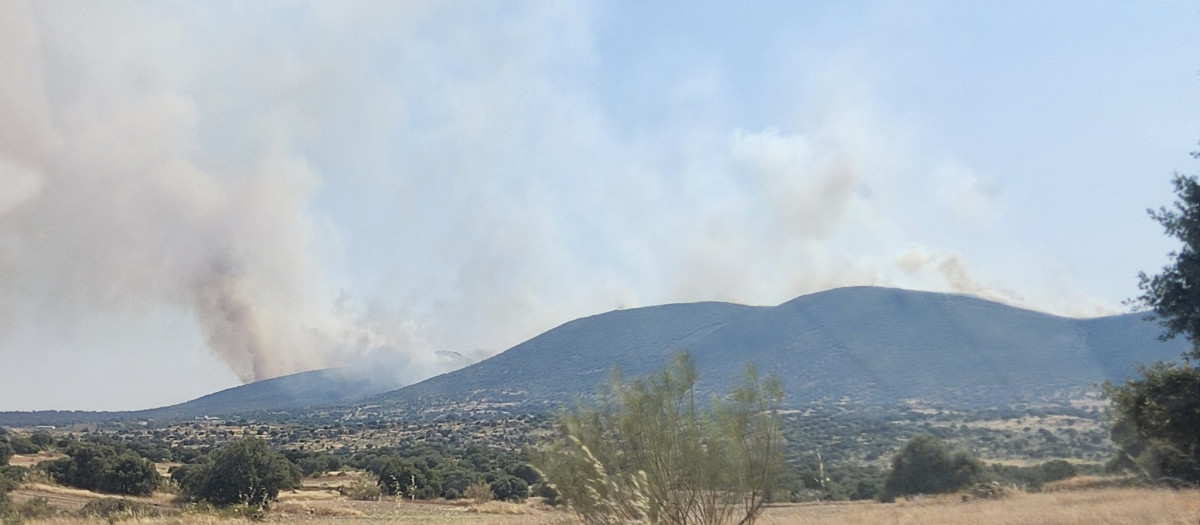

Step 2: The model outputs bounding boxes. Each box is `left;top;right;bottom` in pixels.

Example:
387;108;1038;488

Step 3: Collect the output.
0;1;1197;411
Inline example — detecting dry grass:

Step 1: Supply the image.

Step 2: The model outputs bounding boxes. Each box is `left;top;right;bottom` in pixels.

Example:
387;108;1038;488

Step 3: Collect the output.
8;453;64;469
12;483;1196;525
762;487;1200;525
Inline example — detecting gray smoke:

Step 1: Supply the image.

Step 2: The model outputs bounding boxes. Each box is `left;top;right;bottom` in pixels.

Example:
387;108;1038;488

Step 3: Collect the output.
0;2;1119;401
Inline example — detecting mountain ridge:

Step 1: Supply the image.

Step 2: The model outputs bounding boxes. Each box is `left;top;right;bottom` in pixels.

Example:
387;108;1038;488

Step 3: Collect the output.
0;286;1187;425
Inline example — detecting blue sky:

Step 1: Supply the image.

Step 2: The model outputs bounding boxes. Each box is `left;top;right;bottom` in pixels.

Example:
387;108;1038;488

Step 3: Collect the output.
0;1;1197;410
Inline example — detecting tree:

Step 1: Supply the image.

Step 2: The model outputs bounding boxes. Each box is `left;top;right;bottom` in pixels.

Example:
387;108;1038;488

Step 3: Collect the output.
1111;148;1200;484
489;475;528;502
43;441;159;496
368;456;439;499
97;453;160;496
535;352;784;525
882;435;981;499
177;438;301;507
1134;165;1200;361
1105;362;1200;483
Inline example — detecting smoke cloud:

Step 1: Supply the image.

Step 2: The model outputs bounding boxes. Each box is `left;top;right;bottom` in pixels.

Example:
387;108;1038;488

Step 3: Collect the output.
0;2;1121;408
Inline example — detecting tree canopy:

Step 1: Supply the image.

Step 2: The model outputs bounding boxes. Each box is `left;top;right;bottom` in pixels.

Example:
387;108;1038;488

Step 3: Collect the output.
882;435;981;499
1135;149;1200;360
174;438;301;507
1110;144;1200;483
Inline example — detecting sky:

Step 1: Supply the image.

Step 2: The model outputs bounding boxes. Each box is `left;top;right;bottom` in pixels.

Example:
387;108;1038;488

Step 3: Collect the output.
1;1;1198;411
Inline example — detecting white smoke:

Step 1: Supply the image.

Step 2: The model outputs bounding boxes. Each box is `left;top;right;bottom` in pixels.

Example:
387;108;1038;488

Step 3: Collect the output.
0;2;1121;409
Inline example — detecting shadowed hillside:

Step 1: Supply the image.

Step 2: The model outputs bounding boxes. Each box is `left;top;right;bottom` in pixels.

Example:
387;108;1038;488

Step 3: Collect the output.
0;368;401;426
378;287;1187;410
1;287;1187;426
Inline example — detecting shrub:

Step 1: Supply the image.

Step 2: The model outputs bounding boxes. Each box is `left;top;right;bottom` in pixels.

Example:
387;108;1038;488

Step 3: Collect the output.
0;442;11;467
342;472;382;501
463;482;493;502
536;352;784;525
4;437;36;456
79;498;155;520
368;456;440;499
1106;363;1200;483
883;435;981;499
177;438;301;507
15;497;52;520
0;494;18;525
489;475;528;502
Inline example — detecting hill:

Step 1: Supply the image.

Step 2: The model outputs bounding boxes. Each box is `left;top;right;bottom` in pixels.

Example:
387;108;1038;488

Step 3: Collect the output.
0;368;401;426
1;286;1188;425
377;287;1188;411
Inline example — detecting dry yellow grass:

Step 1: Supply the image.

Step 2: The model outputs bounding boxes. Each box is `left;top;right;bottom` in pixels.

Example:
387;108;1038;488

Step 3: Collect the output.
13;485;1197;525
762;487;1200;525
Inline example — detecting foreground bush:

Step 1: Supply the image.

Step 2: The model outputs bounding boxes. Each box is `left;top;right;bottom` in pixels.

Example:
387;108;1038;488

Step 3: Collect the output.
1106;362;1200;484
536;352;784;525
883;435;982;499
174;438;301;507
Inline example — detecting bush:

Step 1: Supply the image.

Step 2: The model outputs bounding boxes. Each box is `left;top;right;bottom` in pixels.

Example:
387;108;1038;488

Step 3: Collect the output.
15;497;52;520
4;438;36;456
176;438;301;507
463;482;493;502
0;443;11;467
28;432;52;450
43;442;160;496
0;494;18;525
342;473;382;501
536;352;784;525
1106;363;1200;483
369;456;439;499
489;475;528;502
883;435;981;499
79;498;155;520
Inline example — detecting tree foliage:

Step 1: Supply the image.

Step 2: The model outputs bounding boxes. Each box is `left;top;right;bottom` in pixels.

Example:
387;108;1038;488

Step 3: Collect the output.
1135;166;1200;361
1106;362;1200;483
43;441;159;496
882;435;981;499
535;352;784;525
174;438;301;507
1113;149;1200;484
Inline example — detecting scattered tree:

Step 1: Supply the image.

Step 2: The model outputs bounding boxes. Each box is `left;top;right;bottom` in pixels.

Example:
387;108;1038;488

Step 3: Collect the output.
175;438;301;507
535;352;784;525
489;475;528;502
882;435;981;499
44;441;159;496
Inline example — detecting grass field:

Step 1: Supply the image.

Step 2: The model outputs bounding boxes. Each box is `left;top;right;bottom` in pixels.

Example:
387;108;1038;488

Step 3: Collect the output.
10;484;1198;524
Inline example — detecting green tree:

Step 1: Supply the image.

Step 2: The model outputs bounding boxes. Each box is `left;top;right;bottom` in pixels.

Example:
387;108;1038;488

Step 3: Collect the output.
882;435;981;499
0;442;11;467
535;352;784;525
488;475;528;502
179;438;301;507
368;456;439;499
43;441;159;496
1106;362;1200;483
1113;150;1200;484
97;453;160;496
1135;169;1200;361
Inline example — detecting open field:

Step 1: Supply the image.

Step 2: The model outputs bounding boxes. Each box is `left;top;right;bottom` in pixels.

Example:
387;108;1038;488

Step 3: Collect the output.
10;484;1198;525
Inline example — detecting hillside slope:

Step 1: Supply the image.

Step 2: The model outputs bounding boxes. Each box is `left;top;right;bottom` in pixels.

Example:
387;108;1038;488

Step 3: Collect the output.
378;287;1187;410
